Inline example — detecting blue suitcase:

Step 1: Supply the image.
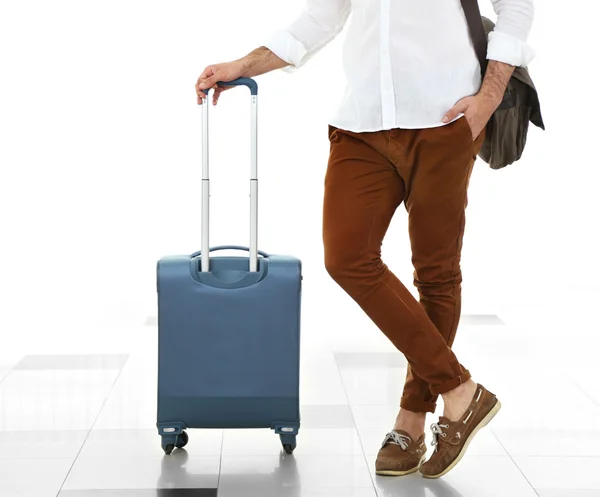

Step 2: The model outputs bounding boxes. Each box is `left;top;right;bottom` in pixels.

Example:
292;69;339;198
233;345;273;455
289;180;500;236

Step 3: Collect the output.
156;78;302;455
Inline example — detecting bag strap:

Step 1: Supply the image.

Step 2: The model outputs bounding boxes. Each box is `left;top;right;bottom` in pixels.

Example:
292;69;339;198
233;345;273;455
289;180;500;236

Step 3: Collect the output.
460;0;489;79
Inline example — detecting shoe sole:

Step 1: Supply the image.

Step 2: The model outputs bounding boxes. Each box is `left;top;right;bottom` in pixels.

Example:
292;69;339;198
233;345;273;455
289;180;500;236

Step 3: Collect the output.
376;455;427;477
421;398;502;479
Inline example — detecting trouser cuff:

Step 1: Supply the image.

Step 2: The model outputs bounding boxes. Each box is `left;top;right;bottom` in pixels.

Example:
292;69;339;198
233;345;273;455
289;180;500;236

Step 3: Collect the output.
400;396;437;414
429;370;472;396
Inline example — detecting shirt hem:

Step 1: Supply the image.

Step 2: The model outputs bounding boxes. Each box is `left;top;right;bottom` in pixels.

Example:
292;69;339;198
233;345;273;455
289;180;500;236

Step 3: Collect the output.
327;113;464;133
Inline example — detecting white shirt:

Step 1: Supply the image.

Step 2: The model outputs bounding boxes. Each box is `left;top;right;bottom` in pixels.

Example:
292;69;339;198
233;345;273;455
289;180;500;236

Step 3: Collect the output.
265;0;535;132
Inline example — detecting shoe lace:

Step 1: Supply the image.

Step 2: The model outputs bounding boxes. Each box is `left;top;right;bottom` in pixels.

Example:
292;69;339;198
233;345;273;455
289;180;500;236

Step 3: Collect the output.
381;431;411;450
430;422;450;451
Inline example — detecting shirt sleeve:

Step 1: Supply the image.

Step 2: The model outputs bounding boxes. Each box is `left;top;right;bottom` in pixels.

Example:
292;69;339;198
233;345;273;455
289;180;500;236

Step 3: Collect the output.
264;0;351;71
486;0;536;67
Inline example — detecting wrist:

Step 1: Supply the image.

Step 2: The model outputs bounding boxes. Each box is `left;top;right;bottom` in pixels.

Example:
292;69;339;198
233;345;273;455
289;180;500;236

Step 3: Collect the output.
234;58;251;77
477;91;502;111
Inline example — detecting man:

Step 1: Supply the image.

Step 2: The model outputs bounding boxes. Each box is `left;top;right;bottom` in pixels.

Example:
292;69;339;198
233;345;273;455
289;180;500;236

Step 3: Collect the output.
195;0;534;479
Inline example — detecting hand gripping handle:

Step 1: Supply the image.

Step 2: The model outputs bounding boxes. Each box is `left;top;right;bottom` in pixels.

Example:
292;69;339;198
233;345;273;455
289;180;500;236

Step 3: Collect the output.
202;77;258;96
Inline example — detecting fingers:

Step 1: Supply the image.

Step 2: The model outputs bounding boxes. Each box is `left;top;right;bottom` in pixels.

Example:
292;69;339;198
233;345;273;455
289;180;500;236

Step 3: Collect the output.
197;84;218;105
197;84;220;105
196;64;235;105
213;86;231;106
442;105;461;123
442;107;461;123
196;66;218;105
442;97;472;123
199;74;220;92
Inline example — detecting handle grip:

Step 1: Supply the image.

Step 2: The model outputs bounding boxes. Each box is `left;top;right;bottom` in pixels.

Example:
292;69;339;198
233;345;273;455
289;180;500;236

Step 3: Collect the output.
203;77;258;96
191;246;269;259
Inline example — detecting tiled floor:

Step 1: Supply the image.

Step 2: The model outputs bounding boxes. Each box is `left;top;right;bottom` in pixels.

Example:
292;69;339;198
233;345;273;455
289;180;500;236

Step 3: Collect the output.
1;305;600;497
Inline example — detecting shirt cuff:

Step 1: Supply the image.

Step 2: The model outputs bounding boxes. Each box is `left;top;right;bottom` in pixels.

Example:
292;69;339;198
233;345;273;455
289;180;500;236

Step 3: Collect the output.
486;30;536;68
264;29;308;73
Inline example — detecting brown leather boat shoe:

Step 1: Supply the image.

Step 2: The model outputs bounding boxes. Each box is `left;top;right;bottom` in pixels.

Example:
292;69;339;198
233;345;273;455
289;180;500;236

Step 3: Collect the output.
419;383;501;479
375;429;427;476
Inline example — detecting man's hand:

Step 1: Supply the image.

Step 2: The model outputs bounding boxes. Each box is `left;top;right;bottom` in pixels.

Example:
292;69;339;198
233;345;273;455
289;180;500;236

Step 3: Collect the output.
195;47;290;106
442;59;515;139
442;94;500;140
196;61;246;106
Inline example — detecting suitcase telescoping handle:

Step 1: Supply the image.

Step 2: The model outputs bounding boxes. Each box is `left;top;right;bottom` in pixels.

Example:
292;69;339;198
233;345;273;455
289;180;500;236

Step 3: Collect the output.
200;77;259;273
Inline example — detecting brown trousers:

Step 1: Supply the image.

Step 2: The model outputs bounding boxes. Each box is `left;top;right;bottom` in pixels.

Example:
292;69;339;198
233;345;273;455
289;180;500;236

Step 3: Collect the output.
323;116;487;413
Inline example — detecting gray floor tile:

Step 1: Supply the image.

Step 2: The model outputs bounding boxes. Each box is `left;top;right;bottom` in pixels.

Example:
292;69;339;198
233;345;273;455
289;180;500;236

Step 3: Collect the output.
0;458;74;497
0;370;120;431
62;453;220;490
299;405;356;429
339;366;406;406
537;491;600;497
219;454;373;493
15;354;129;370
0;430;88;458
81;429;223;457
222;428;363;456
0;394;110;432
59;490;217;496
513;456;600;493
300;357;349;405
350;405;398;433
493;426;600;457
218;486;377;497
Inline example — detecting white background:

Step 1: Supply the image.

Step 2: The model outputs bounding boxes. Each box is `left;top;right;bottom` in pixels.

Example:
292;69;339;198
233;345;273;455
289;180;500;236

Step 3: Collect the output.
0;0;598;364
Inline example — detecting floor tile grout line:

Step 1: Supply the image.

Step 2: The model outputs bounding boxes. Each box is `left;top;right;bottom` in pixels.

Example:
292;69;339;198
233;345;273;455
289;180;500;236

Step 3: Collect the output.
484;455;600;458
570;379;600;407
490;428;540;497
331;351;380;497
216;428;225;492
0;363;18;387
54;358;130;497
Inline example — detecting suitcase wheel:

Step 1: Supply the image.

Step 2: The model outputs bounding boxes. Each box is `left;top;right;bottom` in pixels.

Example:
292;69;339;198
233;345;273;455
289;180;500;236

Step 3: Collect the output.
280;434;297;454
175;431;189;449
161;431;188;455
